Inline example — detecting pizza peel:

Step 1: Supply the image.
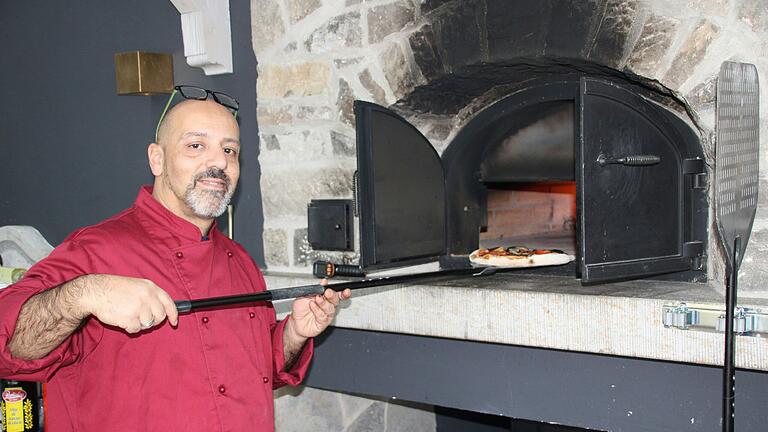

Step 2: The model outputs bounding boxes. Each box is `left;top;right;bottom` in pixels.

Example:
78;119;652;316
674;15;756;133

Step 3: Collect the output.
714;61;760;432
174;265;505;313
174;249;573;312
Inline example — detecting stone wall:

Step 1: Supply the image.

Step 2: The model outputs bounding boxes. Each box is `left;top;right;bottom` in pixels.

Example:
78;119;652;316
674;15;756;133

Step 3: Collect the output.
253;0;413;273
252;0;767;295
275;386;436;431
253;1;767;429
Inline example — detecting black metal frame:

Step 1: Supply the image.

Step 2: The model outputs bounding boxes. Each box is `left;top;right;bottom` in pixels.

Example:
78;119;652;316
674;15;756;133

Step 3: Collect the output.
441;79;580;262
305;327;768;432
354;101;447;270
354;75;708;283
576;77;705;283
174;85;239;111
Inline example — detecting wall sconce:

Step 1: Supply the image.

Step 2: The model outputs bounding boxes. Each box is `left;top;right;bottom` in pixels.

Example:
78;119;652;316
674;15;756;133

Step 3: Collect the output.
169;0;233;75
114;51;174;95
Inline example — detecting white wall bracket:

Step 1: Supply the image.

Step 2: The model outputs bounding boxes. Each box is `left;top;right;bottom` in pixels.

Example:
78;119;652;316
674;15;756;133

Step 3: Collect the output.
170;0;233;75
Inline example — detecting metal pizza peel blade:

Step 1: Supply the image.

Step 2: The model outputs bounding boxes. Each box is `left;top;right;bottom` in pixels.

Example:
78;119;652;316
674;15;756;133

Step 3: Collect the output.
714;60;760;432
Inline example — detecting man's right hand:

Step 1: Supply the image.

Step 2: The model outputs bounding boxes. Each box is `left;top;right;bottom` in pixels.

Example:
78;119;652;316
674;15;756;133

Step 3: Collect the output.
9;274;178;360
77;274;179;333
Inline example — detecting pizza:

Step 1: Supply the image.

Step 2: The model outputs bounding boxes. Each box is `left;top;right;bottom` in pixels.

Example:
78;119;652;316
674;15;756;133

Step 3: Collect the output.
469;246;574;268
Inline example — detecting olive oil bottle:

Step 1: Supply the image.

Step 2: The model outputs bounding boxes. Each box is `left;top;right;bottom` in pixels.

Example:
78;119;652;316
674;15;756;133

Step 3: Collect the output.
0;380;42;432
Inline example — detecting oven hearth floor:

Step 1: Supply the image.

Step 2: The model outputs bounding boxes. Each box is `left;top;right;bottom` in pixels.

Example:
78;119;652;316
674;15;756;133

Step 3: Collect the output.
266;271;768;371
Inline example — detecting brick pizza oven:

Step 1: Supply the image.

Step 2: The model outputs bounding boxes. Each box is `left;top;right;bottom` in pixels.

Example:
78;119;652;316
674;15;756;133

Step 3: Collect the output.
251;1;767;429
253;0;767;291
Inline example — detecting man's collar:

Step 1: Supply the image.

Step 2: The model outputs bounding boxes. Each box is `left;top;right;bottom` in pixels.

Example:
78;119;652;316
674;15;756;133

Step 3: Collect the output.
135;185;218;242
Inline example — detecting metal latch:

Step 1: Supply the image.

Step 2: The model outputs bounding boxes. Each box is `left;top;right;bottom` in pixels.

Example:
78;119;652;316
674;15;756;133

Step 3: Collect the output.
662;303;767;336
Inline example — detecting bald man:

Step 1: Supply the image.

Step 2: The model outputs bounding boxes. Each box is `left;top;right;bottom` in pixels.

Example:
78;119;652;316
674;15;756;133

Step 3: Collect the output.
0;99;349;431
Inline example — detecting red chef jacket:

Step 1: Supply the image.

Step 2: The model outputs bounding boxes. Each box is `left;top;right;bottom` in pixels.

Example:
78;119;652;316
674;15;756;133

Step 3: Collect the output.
0;186;313;431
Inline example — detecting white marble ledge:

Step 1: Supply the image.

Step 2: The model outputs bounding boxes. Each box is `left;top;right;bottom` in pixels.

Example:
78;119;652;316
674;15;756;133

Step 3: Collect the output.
264;272;768;371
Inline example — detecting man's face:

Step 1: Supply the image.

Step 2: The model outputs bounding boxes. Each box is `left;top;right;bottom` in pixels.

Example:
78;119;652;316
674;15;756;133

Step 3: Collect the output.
149;100;241;222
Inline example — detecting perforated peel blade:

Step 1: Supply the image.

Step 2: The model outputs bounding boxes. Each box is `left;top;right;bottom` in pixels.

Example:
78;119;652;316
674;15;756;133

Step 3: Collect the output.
715;61;760;269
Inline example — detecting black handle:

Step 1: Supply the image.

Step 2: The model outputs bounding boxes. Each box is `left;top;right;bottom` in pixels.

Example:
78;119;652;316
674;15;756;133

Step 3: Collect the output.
352;170;360;218
175;300;192;313
174;284;326;313
722;236;740;432
597;154;661;166
313;261;366;278
174;266;506;313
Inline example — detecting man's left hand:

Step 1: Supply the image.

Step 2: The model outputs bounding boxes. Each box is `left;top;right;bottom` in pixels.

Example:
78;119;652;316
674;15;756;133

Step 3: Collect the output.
287;285;352;340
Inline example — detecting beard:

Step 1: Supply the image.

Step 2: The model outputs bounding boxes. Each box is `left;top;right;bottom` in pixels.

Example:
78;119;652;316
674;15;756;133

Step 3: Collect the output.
178;167;234;218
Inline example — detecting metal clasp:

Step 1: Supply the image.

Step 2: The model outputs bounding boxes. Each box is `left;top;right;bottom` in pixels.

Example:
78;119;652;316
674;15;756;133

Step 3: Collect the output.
662;303;698;329
716;308;756;335
661;303;767;337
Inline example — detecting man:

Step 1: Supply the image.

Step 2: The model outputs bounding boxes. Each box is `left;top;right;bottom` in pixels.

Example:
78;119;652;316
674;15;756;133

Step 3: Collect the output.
0;96;350;431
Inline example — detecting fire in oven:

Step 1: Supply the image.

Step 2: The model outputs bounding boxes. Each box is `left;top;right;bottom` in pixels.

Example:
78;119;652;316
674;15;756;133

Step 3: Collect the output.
351;76;708;285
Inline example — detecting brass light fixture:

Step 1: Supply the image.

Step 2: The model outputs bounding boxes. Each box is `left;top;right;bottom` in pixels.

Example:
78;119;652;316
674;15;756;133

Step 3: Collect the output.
114;51;174;95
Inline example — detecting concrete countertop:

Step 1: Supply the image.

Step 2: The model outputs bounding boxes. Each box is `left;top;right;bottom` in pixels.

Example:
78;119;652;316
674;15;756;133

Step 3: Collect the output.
265;268;768;371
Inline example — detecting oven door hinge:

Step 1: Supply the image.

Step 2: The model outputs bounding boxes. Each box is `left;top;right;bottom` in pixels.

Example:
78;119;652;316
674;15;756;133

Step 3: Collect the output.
683;158;707;189
683;241;703;257
683;241;704;270
662;303;768;336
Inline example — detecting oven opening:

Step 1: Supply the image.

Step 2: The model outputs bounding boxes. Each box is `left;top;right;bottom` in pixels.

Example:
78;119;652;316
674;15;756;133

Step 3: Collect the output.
480;182;577;256
477;100;577;262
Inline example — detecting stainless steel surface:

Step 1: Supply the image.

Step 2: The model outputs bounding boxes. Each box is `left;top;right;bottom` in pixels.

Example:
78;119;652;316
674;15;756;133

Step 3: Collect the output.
662;302;768;336
715;61;760;432
715;61;760;269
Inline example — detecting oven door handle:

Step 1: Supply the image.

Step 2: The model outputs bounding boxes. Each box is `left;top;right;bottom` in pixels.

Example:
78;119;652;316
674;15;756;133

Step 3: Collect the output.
597;153;661;167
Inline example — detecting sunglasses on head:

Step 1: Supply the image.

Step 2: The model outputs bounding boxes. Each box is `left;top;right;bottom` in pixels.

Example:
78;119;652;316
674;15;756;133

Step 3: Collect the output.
155;85;239;141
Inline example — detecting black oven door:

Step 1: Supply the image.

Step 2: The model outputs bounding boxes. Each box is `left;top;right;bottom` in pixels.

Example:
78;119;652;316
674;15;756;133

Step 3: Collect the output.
354;101;447;270
577;77;702;283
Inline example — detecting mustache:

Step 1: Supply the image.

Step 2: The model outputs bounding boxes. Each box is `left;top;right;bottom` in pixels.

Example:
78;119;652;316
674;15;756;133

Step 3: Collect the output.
193;167;231;188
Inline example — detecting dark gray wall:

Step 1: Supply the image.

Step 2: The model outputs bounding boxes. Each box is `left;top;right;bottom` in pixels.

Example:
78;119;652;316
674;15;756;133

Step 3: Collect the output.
0;0;264;264
307;328;768;432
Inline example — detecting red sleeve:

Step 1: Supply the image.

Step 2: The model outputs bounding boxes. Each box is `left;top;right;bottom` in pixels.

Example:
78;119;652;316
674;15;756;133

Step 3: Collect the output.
0;237;101;381
270;317;314;388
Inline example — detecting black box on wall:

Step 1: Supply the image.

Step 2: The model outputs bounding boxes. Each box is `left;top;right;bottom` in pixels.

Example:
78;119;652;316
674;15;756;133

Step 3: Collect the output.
307;199;354;251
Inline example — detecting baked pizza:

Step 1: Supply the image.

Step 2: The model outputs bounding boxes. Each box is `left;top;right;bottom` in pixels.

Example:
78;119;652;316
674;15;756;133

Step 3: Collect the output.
469;246;574;268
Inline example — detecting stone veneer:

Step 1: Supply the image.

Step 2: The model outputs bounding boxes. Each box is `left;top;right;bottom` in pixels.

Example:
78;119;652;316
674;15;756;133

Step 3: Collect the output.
274;386;436;431
251;1;767;429
252;0;768;296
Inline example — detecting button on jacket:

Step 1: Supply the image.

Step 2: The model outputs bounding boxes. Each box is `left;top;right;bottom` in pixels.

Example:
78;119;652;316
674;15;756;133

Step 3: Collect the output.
0;186;313;431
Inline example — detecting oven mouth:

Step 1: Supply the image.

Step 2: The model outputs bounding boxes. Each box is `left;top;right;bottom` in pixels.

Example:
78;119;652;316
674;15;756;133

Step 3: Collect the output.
477;99;577;267
480;182;577;254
